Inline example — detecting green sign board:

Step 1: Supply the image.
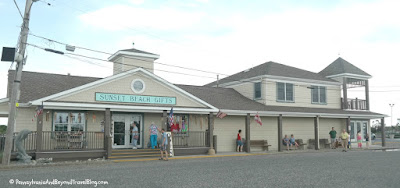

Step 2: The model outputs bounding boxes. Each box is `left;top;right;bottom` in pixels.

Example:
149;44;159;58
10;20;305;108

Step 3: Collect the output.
95;92;176;105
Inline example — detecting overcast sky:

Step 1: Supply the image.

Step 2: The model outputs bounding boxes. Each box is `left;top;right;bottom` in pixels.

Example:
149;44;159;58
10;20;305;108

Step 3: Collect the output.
1;0;400;126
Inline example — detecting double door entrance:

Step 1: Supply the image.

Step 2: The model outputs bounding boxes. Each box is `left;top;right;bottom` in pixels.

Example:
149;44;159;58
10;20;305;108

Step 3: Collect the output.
112;114;143;149
349;121;368;142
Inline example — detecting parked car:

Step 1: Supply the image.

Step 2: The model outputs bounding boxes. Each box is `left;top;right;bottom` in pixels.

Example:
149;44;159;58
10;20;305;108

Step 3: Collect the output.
371;133;376;140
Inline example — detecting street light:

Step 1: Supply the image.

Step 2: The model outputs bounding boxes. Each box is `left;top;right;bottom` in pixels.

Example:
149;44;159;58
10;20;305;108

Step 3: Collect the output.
389;104;395;126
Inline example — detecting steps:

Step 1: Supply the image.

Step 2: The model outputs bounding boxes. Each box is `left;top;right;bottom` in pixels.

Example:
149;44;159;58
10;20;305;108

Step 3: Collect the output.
110;148;161;161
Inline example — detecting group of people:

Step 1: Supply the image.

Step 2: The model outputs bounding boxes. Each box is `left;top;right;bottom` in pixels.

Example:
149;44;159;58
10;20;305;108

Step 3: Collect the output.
282;134;299;150
329;127;370;152
131;122;169;161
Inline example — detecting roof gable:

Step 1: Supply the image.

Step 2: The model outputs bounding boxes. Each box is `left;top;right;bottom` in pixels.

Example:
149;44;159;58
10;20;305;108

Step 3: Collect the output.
319;57;371;77
7;70;100;103
205;61;337;86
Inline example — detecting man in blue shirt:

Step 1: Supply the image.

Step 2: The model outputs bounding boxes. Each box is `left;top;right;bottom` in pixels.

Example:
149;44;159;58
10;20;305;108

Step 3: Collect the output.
159;128;169;161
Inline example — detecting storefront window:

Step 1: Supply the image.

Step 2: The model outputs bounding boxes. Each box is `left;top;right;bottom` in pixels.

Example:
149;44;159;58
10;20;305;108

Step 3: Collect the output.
53;112;86;132
168;114;189;135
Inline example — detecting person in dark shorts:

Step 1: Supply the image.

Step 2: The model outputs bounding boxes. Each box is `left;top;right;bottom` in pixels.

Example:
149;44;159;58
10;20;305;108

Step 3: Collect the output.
329;127;337;149
237;129;243;152
159;128;168;161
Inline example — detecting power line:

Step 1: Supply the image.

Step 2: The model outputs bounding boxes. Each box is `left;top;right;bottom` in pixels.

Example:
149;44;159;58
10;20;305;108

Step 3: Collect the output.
13;0;24;19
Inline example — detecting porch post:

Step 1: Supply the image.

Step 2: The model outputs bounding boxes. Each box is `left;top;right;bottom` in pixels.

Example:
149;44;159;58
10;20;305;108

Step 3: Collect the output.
278;114;282;152
208;112;215;155
365;80;370;110
36;109;43;152
343;77;348;109
104;108;112;159
346;117;350;133
245;113;250;153
314;115;320;150
162;110;168;131
381;117;386;147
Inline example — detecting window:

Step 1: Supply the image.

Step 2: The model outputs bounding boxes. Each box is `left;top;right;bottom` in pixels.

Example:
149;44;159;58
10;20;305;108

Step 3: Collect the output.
311;86;327;104
53;112;86;132
277;82;294;102
131;79;145;93
254;82;261;99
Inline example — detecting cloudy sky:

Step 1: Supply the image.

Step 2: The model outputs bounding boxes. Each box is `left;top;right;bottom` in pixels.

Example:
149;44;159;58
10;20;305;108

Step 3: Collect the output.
1;0;400;126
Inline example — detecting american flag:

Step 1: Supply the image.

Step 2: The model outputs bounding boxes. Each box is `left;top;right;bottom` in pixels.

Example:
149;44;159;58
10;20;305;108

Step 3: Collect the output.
254;112;262;126
32;105;43;121
169;107;174;127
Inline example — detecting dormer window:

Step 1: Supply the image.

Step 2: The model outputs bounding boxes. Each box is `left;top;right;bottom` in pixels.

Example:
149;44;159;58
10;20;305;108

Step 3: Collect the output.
277;82;294;102
254;82;261;99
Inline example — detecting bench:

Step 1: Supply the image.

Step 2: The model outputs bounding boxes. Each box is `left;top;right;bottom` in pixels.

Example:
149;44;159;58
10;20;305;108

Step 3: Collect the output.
308;139;331;149
281;139;307;150
235;139;271;151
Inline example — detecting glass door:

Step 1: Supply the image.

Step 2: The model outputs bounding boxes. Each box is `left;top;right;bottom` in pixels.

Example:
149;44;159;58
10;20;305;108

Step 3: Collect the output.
350;121;367;142
112;114;143;149
129;115;143;148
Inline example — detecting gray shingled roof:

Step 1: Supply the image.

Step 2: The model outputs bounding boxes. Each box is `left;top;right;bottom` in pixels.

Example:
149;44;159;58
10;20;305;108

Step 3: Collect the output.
5;70;383;117
205;61;338;87
177;84;384;117
319;57;371;77
7;70;101;103
120;48;158;56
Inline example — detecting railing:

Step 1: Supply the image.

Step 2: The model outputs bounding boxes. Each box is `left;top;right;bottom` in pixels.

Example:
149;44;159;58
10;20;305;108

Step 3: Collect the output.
0;132;37;152
172;131;208;148
342;98;367;110
41;131;104;151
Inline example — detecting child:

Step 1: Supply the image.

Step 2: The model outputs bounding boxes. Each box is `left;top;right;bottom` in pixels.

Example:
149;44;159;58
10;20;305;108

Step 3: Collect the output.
289;134;299;149
282;135;290;151
357;131;362;148
237;129;243;152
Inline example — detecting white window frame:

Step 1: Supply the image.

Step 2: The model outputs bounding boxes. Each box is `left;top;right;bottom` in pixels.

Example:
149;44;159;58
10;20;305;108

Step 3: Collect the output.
53;111;86;132
311;86;327;104
254;82;262;100
276;82;294;102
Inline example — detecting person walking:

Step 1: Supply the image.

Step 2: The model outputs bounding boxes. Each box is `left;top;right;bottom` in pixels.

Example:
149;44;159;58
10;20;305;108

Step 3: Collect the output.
149;122;160;149
357;131;362;148
159;128;169;161
329;127;337;149
132;122;139;149
237;129;243;152
341;129;349;152
365;132;370;149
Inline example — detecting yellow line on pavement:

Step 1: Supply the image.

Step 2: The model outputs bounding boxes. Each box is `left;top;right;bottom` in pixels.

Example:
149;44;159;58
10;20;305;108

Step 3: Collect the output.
112;153;269;162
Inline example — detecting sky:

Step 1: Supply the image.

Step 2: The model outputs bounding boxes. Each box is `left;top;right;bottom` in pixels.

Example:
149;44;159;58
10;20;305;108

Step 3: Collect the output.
1;0;400;126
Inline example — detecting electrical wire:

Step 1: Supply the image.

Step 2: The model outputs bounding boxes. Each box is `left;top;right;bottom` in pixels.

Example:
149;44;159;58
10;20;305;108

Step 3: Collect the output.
13;0;24;19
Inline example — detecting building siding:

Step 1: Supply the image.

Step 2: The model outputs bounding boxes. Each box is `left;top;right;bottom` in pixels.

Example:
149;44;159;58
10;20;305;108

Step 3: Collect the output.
265;80;341;109
56;72;206;108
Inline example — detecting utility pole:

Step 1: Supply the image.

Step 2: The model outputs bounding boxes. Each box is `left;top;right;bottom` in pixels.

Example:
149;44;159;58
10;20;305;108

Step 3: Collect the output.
2;0;37;165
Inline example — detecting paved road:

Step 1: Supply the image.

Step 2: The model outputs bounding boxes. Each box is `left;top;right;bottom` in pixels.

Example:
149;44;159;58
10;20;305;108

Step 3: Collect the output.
1;150;399;188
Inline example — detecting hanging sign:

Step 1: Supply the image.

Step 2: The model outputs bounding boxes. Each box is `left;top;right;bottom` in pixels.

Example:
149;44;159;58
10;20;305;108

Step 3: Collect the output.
95;92;176;105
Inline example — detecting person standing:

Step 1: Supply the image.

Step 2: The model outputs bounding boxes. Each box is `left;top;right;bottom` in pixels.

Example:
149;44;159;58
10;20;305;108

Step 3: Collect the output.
132;122;139;149
329;127;337;149
149;122;160;149
159;128;169;161
341;129;349;152
357;131;362;148
237;129;243;152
